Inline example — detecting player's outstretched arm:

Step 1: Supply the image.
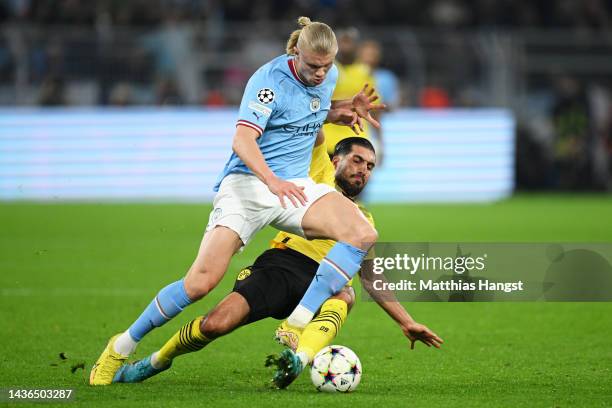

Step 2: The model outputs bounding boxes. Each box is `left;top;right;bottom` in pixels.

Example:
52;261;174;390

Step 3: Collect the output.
233;125;307;208
359;260;444;349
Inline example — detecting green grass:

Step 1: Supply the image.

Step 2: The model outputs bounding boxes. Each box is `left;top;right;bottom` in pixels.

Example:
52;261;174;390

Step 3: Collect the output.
1;194;611;407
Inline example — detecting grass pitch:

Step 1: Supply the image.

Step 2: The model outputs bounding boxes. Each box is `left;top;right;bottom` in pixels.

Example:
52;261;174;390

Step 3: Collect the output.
1;194;611;407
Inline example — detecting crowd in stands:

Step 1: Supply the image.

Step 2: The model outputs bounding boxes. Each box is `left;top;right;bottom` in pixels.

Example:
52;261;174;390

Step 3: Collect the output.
1;0;611;30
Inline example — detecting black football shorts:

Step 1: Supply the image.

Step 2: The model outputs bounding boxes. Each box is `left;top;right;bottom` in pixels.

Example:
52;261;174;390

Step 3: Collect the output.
232;248;319;324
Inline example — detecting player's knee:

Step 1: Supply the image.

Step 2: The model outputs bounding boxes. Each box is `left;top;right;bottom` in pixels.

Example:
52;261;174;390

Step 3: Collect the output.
361;225;378;247
348;223;378;251
199;312;234;339
184;268;221;301
184;279;213;301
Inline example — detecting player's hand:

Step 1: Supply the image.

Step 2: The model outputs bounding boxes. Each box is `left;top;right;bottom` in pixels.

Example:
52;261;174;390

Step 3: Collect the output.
401;322;444;350
326;107;364;135
267;176;307;209
351;84;386;129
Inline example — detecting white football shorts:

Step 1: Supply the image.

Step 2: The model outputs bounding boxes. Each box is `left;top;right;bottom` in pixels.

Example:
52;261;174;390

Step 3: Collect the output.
205;173;336;246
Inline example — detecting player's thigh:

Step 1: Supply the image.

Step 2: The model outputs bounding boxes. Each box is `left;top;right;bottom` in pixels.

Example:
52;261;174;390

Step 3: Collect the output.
301;191;374;244
209;173;278;246
234;249;315;323
201;292;250;338
184;226;242;299
269;178;335;239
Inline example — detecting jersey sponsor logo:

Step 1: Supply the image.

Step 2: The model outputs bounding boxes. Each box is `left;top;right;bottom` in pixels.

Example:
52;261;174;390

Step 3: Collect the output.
248;100;272;117
282;121;324;137
257;88;275;104
237;267;252;281
310;97;321;112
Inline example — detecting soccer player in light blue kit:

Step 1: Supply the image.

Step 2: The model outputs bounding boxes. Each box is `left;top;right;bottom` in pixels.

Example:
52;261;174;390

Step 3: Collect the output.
90;16;383;385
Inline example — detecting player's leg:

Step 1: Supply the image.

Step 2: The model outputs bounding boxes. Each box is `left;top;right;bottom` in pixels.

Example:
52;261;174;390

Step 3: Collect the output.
270;287;355;389
113;292;250;383
278;286;355;358
276;287;355;350
153;292;250;367
90;226;242;386
183;226;244;300
125;227;241;344
265;244;358;389
115;249;302;384
122;225;241;344
149;249;305;372
289;191;377;328
296;287;354;363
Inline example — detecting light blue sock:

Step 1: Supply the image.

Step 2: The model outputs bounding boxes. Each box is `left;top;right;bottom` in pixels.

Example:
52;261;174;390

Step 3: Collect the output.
289;242;367;327
128;279;193;341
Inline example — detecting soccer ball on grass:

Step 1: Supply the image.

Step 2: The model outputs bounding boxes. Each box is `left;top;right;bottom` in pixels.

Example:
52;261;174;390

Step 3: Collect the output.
310;345;362;392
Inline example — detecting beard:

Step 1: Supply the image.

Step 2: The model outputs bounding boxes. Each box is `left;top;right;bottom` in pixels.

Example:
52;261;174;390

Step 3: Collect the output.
336;175;365;198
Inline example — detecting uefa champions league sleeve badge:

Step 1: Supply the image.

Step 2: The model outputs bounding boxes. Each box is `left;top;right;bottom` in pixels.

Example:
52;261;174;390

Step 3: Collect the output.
257;88;275;104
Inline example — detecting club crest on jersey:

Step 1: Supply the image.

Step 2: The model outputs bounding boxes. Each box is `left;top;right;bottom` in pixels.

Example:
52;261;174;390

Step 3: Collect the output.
237;268;252;281
257;88;275;104
310;97;321;112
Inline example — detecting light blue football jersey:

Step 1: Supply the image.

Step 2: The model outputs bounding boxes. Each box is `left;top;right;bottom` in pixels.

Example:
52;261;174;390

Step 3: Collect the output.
213;54;338;191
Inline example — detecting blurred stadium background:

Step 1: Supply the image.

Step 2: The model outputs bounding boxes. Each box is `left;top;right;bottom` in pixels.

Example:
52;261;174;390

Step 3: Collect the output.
0;0;611;200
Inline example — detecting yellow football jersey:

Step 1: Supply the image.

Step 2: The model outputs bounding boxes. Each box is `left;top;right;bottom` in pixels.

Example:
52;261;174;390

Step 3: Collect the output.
324;62;375;154
270;141;375;264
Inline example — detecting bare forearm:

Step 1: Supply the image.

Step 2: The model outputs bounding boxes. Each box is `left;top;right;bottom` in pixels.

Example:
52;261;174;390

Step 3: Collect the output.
361;276;415;325
330;98;353;110
232;131;275;184
377;298;415;327
360;263;443;348
360;260;415;326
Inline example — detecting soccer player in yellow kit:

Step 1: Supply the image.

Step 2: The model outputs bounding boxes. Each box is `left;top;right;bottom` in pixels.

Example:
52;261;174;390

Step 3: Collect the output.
112;137;442;386
324;28;379;155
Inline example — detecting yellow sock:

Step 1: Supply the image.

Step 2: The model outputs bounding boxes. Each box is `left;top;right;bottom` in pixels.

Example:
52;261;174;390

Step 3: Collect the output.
296;299;347;363
154;316;212;367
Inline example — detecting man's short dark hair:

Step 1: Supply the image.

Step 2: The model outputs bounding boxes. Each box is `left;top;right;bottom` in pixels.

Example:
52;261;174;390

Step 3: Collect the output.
332;137;376;158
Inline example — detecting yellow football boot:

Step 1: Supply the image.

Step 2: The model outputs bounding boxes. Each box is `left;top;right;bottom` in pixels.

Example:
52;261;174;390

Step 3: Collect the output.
274;320;303;351
89;334;128;385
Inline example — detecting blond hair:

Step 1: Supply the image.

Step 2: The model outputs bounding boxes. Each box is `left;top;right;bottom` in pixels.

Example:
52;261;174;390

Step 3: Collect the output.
286;16;337;56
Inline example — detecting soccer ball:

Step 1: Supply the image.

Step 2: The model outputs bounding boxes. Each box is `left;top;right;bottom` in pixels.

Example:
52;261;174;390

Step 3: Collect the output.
310;345;362;393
